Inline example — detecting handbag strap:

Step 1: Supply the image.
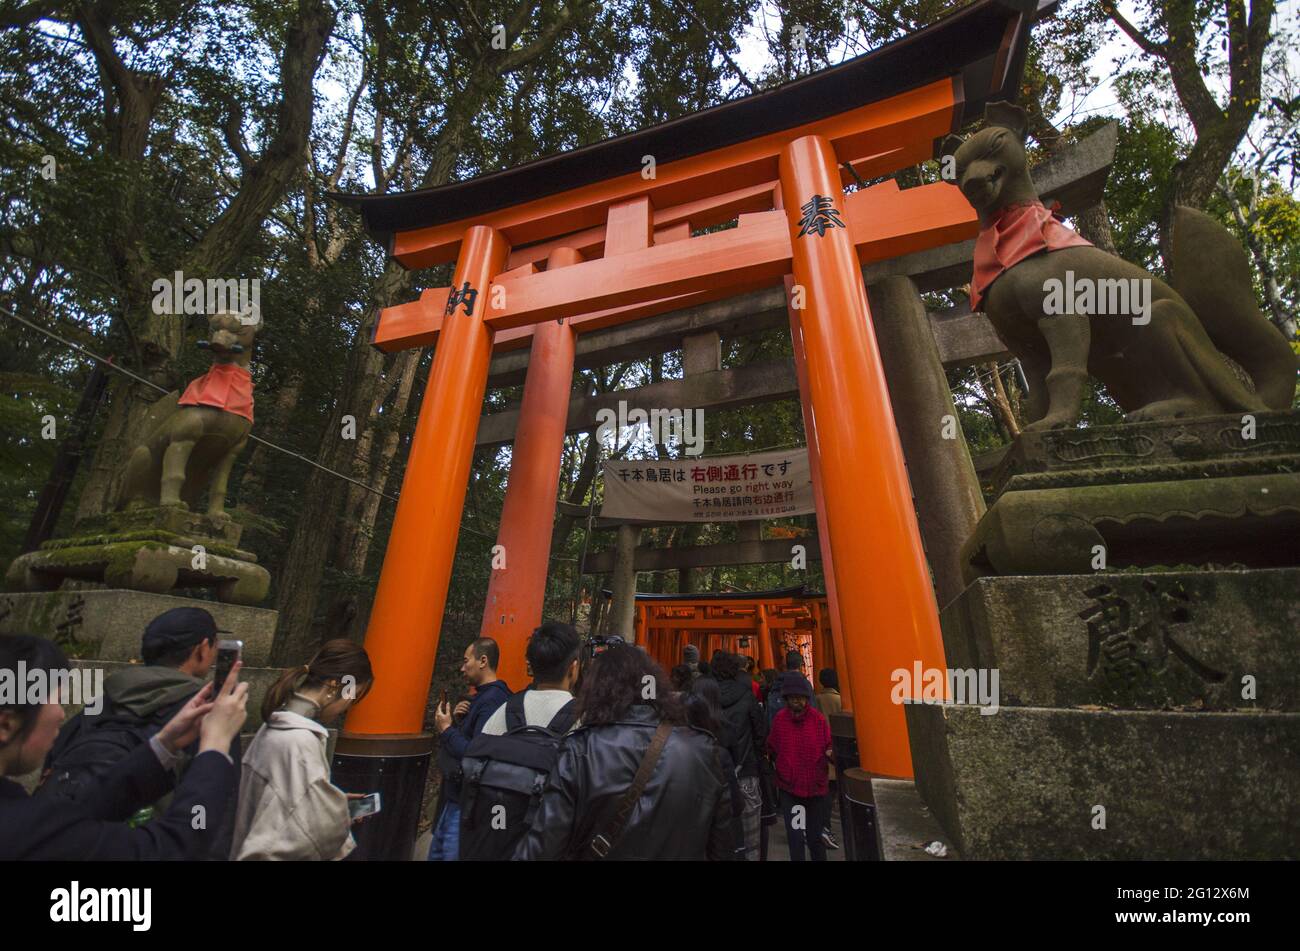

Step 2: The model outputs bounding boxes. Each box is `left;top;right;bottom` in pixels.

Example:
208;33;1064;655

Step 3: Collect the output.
586;720;673;859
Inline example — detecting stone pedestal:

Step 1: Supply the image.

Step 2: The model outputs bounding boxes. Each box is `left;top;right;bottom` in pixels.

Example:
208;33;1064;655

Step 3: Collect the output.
0;589;276;663
962;411;1300;580
908;412;1300;859
870;777;958;861
907;702;1299;859
5;507;270;606
943;568;1300;711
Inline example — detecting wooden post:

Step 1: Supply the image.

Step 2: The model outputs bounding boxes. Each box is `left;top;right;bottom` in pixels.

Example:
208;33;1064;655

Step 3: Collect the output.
757;603;775;670
609;522;640;638
869;275;986;609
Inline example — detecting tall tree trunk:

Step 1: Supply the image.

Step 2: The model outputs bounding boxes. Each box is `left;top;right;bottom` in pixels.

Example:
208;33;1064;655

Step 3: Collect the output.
1024;95;1119;254
551;428;602;556
323;348;422;640
271;262;410;665
74;303;184;521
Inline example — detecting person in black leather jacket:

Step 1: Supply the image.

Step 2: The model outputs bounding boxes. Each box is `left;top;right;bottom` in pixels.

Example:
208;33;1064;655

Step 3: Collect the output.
513;643;736;861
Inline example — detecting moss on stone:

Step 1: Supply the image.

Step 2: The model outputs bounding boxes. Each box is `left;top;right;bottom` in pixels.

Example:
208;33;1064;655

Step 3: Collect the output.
43;530;184;550
42;531;242;560
32;540;170;578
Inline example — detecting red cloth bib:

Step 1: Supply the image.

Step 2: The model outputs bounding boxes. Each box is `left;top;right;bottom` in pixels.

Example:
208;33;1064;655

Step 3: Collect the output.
177;363;254;423
970;200;1093;312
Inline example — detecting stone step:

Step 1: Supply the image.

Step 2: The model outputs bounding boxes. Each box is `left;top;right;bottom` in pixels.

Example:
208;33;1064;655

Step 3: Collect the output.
906;702;1300;859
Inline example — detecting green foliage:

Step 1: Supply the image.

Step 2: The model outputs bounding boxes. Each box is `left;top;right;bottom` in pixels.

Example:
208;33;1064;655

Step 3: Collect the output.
1105;117;1183;273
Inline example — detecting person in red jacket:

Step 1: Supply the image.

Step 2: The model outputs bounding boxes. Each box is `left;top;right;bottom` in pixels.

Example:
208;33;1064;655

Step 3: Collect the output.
764;673;833;861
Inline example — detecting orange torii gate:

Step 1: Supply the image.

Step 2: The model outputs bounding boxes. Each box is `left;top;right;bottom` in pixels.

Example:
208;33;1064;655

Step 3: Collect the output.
330;0;1040;853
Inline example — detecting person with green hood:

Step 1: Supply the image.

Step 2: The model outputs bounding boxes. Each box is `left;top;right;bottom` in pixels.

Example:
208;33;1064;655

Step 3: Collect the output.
37;606;241;859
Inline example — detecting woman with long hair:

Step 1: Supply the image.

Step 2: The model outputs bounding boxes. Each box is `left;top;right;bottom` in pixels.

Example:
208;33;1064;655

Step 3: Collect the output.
514;644;736;861
230;639;374;860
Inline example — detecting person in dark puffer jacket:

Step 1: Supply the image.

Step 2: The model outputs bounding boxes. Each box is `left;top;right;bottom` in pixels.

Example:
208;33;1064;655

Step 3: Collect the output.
712;652;766;860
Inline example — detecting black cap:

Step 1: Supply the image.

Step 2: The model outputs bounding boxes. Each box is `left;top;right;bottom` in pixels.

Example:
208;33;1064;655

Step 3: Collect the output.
781;673;814;698
141;607;227;662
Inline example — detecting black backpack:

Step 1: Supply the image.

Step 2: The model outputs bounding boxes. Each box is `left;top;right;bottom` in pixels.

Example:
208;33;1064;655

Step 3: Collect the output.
39;704;176;805
458;692;577;861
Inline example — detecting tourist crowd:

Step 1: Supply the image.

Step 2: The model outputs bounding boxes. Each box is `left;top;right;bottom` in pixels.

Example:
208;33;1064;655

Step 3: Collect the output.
0;610;840;861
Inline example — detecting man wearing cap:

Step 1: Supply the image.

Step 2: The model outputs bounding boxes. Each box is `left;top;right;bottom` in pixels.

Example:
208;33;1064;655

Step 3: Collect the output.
764;672;834;861
38;606;241;859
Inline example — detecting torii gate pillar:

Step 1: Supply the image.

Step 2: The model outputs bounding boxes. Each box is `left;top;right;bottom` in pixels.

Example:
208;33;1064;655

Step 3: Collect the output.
334;225;508;858
779;135;946;778
479;247;581;689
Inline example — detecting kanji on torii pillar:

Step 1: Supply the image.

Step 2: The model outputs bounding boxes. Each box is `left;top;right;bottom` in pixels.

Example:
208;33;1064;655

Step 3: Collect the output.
330;0;1040;857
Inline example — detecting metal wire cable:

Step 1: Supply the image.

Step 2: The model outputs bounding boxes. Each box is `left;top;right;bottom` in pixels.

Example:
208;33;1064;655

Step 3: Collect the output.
0;304;610;558
2;303;403;503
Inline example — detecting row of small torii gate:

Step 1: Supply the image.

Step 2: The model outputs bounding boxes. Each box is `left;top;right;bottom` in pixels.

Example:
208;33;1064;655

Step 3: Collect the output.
329;0;1084;843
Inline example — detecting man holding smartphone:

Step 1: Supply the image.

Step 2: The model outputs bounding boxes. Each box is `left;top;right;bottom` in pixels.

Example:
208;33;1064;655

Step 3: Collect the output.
427;637;510;861
39;606;243;859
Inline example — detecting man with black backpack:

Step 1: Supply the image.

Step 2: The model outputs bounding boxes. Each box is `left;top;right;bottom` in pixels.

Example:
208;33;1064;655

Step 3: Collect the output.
38;606;241;859
458;622;580;861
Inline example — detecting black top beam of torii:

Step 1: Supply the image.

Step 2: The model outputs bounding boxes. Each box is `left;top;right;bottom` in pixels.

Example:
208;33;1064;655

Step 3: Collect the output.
332;0;1056;251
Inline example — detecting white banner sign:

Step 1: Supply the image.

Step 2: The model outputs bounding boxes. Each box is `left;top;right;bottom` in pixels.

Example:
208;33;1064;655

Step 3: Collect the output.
601;448;814;522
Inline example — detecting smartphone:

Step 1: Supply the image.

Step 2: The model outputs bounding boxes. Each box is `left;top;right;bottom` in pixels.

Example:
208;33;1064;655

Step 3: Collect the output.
213;639;243;690
439;688;448;710
348;792;381;819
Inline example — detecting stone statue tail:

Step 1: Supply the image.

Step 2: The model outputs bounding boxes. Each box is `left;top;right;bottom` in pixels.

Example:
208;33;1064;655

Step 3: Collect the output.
1168;205;1298;410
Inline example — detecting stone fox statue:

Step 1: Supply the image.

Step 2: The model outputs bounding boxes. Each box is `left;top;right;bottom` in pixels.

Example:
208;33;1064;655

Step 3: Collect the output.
945;101;1297;431
117;311;257;522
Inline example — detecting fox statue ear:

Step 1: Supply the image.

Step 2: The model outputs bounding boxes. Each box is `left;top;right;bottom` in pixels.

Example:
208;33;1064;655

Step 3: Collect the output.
940;134;965;161
984;101;1028;141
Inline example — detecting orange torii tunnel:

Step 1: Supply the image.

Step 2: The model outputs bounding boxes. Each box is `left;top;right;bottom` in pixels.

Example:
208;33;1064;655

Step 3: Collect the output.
630;587;835;683
328;0;1040;856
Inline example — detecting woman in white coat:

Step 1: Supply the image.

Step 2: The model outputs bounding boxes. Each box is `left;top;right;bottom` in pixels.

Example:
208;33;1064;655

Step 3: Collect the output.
231;640;373;860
